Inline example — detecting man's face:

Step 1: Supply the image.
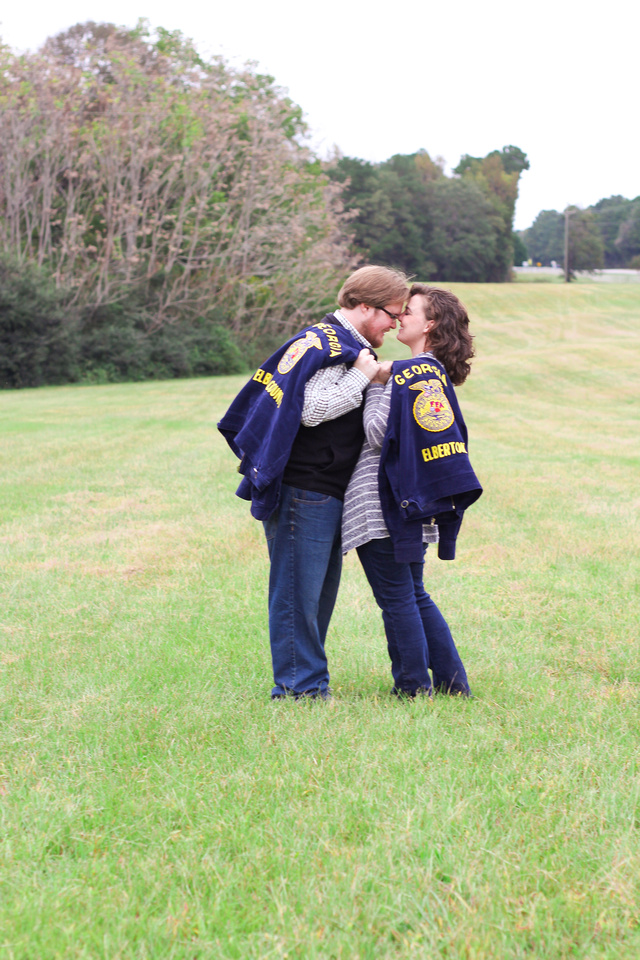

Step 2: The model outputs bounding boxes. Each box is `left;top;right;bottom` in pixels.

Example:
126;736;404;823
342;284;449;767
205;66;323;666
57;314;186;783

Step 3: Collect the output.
361;301;404;348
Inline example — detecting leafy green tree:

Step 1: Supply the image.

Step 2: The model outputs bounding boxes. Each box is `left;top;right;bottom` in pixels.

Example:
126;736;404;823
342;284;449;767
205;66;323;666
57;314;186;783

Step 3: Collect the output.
524;210;564;265
526;195;640;271
328;150;441;276
499;145;530;176
590;196;633;267
424;179;502;282
566;207;604;276
329;146;524;282
612;199;640;266
513;232;528;265
327;157;389;258
524;207;603;276
369;154;437;275
454;146;529;280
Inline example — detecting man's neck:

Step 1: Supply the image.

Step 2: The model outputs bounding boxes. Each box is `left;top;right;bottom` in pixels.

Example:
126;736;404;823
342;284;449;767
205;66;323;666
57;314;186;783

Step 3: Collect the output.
337;305;365;333
334;308;372;348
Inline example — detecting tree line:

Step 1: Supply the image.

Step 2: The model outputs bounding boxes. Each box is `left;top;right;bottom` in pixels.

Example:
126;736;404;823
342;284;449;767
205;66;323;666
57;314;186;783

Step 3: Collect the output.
519;196;640;272
328;146;529;284
0;21;529;387
0;21;354;387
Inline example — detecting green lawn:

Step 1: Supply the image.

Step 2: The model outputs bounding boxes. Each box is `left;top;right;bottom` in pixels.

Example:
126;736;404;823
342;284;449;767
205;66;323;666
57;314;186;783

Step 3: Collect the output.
1;283;639;958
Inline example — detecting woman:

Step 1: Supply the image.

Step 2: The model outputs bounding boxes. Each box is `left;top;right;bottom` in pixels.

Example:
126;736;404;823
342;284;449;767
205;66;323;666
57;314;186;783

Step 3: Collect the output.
342;284;481;697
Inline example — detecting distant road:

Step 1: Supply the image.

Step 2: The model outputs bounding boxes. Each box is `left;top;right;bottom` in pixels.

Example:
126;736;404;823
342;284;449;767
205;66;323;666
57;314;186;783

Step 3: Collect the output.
514;266;640;283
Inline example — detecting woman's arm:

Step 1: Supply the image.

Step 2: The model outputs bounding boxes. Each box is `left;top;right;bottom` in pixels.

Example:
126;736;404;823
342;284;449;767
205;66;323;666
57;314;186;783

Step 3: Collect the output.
363;379;393;450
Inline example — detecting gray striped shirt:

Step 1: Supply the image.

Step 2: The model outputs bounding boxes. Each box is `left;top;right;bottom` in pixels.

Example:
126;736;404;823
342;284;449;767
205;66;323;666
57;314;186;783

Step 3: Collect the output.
341;382;391;553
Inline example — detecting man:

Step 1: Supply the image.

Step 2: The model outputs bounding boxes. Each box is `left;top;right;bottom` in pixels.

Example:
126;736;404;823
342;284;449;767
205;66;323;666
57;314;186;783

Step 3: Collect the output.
218;265;409;699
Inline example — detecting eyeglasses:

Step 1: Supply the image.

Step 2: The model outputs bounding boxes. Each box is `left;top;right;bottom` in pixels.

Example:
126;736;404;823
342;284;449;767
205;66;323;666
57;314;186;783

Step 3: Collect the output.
377;306;401;321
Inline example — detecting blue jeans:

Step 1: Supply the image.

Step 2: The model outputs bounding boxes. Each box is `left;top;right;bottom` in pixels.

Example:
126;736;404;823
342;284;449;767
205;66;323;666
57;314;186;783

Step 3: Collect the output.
263;484;343;698
356;537;470;696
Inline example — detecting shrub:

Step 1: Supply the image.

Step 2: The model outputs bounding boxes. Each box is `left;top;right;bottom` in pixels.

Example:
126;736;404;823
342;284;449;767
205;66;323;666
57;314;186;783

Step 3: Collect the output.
0;256;79;389
0;257;247;388
78;299;247;383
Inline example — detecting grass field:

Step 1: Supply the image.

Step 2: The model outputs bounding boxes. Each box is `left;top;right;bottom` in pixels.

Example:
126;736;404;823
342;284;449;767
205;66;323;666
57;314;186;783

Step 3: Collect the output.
1;283;639;958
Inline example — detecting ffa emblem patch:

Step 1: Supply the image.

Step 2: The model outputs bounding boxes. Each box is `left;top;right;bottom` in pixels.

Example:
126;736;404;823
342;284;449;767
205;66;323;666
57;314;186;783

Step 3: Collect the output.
277;331;323;374
409;379;455;432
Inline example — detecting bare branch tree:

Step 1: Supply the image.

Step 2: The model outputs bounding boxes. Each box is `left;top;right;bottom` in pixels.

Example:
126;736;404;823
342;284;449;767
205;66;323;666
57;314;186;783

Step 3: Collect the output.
0;24;354;338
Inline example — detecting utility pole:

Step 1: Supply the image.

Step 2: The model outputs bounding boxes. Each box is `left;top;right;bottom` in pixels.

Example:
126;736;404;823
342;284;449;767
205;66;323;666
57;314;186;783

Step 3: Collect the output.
564;207;570;283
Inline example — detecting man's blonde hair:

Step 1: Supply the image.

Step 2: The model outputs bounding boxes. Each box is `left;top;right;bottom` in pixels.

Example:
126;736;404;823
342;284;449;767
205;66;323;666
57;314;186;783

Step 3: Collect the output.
338;265;410;310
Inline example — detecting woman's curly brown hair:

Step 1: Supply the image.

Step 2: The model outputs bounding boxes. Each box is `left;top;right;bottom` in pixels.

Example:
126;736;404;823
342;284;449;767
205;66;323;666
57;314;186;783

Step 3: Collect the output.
410;284;475;385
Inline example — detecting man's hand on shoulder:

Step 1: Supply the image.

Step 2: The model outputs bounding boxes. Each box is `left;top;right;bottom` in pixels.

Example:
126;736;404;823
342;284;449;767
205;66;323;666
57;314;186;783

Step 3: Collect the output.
354;348;380;382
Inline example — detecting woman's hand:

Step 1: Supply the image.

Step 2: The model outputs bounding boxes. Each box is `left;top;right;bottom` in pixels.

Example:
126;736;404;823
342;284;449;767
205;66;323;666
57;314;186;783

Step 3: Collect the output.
371;360;393;384
354;348;380;381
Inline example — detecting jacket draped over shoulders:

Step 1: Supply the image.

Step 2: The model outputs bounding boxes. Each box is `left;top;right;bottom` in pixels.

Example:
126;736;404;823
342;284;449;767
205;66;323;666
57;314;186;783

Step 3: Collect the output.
217;316;363;519
379;356;482;563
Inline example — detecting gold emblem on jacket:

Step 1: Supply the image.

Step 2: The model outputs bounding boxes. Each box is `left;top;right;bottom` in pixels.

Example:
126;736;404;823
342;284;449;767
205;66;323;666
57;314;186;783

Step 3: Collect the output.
277;331;323;374
409;379;454;432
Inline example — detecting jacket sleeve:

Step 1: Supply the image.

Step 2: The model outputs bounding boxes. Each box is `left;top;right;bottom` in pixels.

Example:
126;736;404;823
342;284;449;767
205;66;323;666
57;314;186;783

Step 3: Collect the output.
436;515;462;560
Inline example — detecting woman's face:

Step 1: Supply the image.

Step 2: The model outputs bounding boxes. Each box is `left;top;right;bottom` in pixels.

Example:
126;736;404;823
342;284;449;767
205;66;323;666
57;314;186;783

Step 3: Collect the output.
397;294;429;352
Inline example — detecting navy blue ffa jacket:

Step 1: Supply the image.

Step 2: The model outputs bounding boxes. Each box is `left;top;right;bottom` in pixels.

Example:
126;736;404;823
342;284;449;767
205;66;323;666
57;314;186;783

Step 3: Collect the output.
379;355;482;563
218;316;363;520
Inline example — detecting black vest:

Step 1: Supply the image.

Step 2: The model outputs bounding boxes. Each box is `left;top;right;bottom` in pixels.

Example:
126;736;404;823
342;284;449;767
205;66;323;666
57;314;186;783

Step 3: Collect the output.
283;406;364;501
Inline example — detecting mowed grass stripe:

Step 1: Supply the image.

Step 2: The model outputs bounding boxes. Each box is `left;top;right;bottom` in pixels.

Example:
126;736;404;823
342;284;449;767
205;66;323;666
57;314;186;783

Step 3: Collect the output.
1;283;639;958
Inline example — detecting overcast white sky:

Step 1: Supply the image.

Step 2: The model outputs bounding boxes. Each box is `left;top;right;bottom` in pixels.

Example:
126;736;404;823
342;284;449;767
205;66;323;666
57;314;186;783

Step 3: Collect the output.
2;0;638;229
